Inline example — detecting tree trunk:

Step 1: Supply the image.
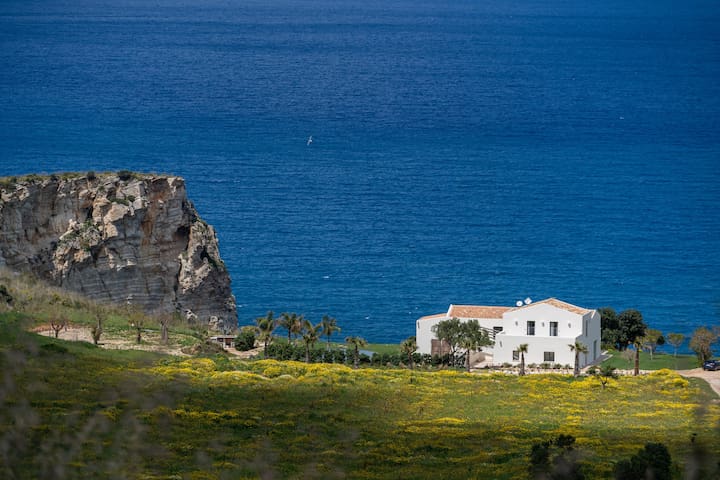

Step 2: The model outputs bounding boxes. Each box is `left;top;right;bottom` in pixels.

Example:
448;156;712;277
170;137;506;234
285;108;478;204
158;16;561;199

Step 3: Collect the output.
136;328;142;344
353;346;359;369
466;349;471;372
520;353;526;376
409;353;414;370
305;345;310;363
634;347;640;376
574;351;580;377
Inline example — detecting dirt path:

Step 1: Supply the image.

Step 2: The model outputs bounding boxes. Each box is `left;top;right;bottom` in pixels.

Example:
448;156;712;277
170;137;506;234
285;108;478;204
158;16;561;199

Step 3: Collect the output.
33;325;264;359
677;368;720;398
34;325;189;356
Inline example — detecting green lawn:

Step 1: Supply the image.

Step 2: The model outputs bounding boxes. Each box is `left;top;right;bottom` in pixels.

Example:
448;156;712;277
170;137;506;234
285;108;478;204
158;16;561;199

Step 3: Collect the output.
2;313;718;480
601;349;700;371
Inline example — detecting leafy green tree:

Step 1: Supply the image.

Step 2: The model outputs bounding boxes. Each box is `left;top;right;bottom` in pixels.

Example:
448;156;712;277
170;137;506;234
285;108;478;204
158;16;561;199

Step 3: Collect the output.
640;328;664;361
431;317;463;364
569;341;588;377
458;320;493;372
345;336;367;369
665;333;684;357
235;326;257;351
617;309;646;375
255;311;276;357
320;315;341;348
598;306;620;350
518;343;529;376
301;319;322;363
614;442;672;480
689;326;717;364
400;336;418;370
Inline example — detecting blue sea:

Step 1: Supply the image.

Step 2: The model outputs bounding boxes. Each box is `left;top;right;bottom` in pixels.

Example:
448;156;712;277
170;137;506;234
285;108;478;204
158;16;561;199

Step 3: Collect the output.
1;0;719;346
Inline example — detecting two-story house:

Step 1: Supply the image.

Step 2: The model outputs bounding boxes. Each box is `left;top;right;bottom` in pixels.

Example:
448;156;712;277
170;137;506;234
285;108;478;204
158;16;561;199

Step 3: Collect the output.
416;298;601;368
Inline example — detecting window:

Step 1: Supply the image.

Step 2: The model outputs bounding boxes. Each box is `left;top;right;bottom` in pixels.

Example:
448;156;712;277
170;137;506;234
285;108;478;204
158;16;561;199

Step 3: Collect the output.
493;326;503;333
512;350;519;361
527;321;535;336
544;351;555;362
549;321;558;336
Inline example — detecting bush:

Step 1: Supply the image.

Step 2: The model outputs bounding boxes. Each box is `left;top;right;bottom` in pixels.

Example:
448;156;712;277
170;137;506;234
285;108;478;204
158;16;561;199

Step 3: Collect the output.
117;170;134;181
614;442;672;480
235;327;256;352
86;171;97;181
0;284;13;306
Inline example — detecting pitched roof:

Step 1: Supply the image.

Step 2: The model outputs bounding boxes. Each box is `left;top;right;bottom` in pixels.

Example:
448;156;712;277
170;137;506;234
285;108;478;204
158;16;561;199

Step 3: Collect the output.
447;305;511;319
512;298;591;315
417;313;448;322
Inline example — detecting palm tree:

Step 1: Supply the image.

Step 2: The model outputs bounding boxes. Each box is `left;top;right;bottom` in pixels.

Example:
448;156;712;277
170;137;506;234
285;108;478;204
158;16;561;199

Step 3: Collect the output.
279;312;302;344
255;311;276;357
400;336;418;370
518;343;529;376
346;336;368;369
569;341;589;377
301;319;322;363
320;315;341;348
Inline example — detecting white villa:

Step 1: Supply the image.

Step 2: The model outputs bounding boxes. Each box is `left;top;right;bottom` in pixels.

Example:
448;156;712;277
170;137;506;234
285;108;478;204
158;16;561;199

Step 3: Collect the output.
416;298;601;368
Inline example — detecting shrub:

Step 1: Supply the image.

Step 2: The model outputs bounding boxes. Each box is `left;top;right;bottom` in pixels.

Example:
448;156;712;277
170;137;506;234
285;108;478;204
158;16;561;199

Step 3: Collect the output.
0;284;13;306
614;442;672;480
235;327;256;352
86;171;97;181
117;170;134;181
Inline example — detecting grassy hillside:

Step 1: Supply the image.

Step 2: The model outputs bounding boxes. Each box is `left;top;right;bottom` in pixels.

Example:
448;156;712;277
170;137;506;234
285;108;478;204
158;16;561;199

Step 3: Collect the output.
1;313;718;480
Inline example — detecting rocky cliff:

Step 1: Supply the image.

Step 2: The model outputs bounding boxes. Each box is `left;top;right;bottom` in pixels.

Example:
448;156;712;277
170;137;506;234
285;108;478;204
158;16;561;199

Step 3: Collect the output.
0;172;236;331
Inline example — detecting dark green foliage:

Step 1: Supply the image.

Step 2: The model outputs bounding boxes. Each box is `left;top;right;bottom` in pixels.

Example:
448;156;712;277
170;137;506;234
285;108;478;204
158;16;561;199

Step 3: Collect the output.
39;342;69;355
0;284;12;306
617;309;647;349
599;307;621;349
529;434;584;480
235;327;256;351
117;170;134;181
614;443;672;480
86;170;97;181
108;196;130;206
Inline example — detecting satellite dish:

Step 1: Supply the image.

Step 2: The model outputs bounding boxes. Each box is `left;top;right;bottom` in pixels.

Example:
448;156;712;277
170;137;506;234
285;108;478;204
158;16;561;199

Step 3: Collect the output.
516;300;523;307
524;297;532;305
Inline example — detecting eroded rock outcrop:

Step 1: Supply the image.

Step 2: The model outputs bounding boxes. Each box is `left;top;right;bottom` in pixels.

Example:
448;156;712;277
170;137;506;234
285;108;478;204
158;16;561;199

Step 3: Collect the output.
0;172;236;331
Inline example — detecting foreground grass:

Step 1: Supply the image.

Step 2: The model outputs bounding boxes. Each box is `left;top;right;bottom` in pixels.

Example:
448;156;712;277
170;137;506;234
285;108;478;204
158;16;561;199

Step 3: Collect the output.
2;315;719;479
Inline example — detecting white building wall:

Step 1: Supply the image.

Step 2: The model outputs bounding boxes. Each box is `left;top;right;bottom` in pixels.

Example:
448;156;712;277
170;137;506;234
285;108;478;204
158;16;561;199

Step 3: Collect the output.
494;334;580;366
503;303;582;337
416;315;448;354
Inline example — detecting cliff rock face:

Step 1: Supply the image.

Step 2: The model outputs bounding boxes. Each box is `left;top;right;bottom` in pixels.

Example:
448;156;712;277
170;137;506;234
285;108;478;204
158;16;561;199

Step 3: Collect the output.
0;172;236;331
